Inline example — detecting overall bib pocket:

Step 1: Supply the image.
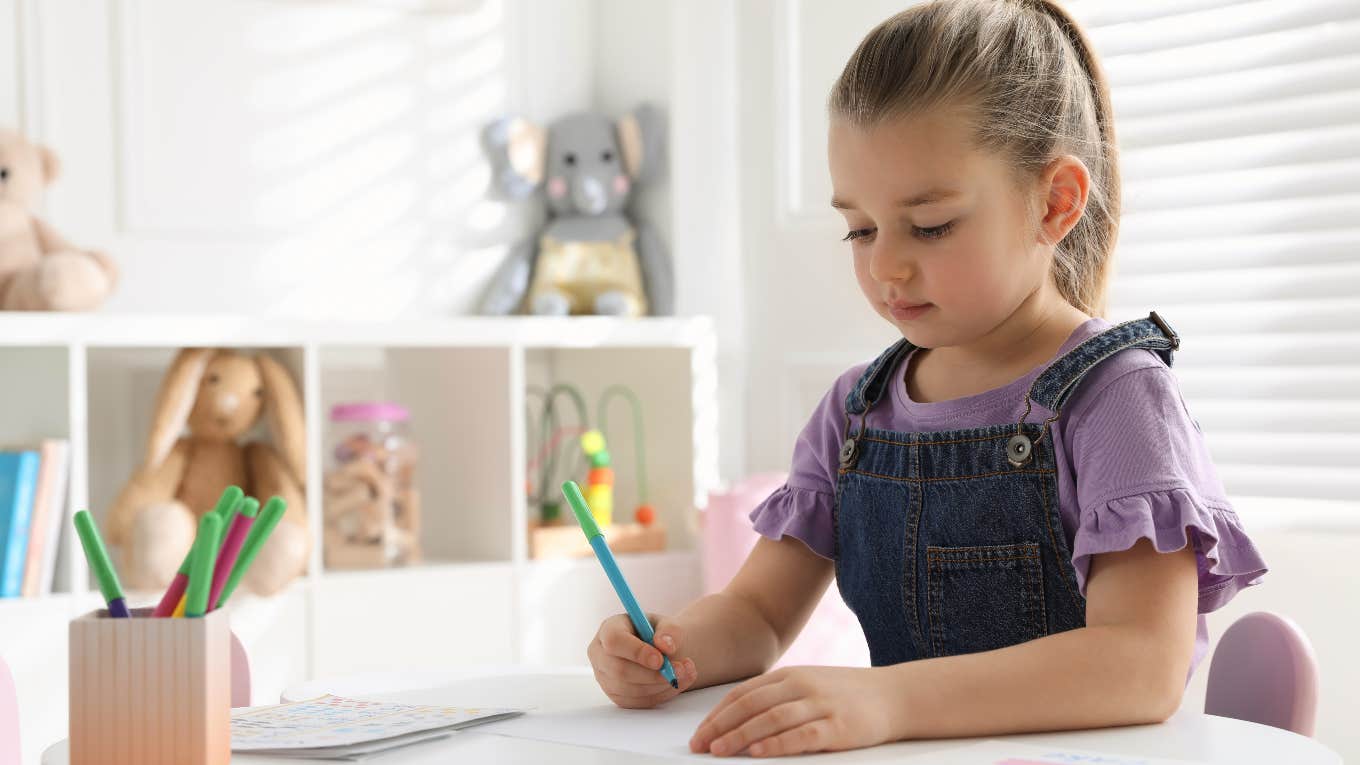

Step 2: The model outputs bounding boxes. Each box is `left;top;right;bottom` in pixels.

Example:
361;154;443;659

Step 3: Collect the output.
926;542;1046;657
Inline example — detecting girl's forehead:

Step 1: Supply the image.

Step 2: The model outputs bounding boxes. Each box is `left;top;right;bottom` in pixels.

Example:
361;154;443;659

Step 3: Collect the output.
828;111;1001;203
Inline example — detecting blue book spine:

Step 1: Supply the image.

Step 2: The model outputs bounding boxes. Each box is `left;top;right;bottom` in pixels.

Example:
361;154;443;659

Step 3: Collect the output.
0;451;41;598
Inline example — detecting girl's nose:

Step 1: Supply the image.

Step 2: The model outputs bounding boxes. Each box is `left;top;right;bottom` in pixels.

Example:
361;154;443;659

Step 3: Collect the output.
867;239;914;283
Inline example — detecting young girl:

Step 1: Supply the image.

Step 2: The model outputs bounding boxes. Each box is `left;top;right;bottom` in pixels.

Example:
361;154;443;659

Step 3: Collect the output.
587;0;1268;756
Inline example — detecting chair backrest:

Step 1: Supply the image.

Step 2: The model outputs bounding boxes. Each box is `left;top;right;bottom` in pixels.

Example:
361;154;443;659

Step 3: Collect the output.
1205;611;1319;736
230;630;251;708
0;652;19;765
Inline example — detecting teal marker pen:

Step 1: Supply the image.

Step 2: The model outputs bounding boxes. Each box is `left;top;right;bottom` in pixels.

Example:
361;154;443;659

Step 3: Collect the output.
562;481;678;688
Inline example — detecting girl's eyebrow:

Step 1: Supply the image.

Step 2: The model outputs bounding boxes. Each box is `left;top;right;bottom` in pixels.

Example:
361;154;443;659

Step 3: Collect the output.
830;188;961;210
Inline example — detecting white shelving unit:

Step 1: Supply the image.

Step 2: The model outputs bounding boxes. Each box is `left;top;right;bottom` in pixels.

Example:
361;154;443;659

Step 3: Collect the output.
0;313;719;759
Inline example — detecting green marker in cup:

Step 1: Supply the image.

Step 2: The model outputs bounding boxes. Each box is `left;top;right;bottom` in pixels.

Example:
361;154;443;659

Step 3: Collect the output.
213;496;288;611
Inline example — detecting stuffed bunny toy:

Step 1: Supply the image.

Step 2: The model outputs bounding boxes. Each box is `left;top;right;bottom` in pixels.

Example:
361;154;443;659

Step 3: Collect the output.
106;348;309;596
0;128;118;310
478;104;673;317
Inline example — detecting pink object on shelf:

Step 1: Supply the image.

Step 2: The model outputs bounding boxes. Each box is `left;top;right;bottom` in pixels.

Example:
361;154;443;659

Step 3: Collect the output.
330;402;410;422
0;652;19;765
1205;611;1319;737
702;474;869;668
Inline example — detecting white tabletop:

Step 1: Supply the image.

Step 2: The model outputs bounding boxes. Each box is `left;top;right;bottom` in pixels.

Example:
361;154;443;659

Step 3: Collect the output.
46;667;1342;764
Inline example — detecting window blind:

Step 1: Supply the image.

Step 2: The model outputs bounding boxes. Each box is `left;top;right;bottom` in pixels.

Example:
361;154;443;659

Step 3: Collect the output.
1067;0;1360;514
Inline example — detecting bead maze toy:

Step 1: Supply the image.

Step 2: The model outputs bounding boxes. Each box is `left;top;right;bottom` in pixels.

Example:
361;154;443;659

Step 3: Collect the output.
526;383;665;558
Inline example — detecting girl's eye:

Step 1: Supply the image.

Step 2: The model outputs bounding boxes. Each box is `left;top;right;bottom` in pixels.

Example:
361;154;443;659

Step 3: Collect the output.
914;221;954;240
841;228;875;242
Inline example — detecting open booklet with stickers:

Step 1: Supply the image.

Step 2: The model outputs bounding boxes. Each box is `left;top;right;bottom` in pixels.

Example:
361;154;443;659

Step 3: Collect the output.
231;694;525;760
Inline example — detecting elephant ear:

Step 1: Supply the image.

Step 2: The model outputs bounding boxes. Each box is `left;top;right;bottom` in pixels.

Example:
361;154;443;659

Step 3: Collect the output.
482;116;546;199
616;103;665;183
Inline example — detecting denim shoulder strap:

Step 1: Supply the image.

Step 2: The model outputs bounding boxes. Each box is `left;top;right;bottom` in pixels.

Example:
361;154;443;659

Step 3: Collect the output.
1025;311;1180;416
845;338;917;416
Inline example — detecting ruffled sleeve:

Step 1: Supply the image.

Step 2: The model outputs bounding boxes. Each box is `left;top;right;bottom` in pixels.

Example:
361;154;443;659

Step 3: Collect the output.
1064;364;1268;613
747;363;867;560
1071;487;1267;612
750;484;836;559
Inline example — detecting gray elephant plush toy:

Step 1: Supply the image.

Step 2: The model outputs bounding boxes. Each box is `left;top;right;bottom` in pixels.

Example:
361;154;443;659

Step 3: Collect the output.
479;104;673;316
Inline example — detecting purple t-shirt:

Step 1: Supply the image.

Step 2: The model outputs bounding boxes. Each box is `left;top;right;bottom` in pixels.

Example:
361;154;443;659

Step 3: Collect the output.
750;317;1268;675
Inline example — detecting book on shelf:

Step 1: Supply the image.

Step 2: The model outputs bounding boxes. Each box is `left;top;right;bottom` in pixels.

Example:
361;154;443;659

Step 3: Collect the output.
0;439;71;598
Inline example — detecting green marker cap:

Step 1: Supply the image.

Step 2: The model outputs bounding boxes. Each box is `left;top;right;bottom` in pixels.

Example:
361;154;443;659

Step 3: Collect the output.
73;510;124;603
238;497;261;518
213;486;245;520
185;513;223;617
562;481;601;539
176;486;244;575
214;496;287;610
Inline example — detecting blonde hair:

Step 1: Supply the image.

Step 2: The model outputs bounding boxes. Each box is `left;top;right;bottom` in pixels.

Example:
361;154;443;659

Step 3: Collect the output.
828;0;1118;317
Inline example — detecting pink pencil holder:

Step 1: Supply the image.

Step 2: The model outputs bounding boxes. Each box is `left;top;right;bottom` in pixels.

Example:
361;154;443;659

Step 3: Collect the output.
68;607;231;765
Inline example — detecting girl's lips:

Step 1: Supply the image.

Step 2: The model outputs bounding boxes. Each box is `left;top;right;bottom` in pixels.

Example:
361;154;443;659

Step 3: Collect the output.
889;302;932;321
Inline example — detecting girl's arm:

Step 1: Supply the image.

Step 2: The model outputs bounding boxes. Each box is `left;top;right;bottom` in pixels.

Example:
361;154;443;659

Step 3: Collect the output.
890;537;1199;738
676;535;836;688
691;537;1199;756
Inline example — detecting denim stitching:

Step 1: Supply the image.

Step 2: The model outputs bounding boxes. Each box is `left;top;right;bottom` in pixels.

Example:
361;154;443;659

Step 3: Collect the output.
906;436;923;653
926;543;1044;657
1036;438;1082;605
841;467;1056;482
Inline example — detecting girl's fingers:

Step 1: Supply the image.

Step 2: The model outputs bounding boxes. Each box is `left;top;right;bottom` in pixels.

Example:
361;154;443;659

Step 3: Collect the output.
696;669;783;729
599;616;665;669
690;677;796;753
748;718;837;758
598;658;699;706
599;652;675;686
708;701;821;757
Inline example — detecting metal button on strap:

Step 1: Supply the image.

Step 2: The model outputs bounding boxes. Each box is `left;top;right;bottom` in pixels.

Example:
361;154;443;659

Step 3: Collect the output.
839;438;858;469
1006;433;1033;467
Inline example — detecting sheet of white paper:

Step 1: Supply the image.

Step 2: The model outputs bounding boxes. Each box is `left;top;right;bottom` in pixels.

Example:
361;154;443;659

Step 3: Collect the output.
473;681;741;759
893;740;1204;765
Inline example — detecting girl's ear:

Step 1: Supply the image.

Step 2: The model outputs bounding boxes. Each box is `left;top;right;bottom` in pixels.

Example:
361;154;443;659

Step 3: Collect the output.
145;348;215;467
616;103;665;182
1038;155;1091;246
255;353;306;486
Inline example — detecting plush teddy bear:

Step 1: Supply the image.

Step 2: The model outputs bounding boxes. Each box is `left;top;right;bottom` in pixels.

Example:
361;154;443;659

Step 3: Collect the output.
106;348;310;596
478;104;672;317
0;128;117;311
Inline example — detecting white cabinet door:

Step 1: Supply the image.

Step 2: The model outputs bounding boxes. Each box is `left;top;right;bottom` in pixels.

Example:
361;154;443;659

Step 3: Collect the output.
734;0;909;472
312;563;515;678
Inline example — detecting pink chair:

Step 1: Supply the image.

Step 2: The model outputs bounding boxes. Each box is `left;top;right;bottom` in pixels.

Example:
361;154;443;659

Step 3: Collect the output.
230;630;251;708
1204;611;1319;736
0;653;19;765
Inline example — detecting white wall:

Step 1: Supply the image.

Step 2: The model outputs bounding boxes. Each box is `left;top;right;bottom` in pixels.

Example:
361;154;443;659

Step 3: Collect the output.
10;0;595;318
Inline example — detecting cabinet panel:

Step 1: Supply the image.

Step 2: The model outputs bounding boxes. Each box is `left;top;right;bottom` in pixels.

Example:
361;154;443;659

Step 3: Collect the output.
313;563;515;677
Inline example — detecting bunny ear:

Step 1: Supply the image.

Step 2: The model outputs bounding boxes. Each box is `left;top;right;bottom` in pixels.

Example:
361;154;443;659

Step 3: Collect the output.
145;348;215;467
256;353;306;486
37;144;61;185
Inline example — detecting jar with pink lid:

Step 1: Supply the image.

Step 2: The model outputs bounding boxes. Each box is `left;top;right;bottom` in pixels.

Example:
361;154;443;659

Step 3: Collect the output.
323;401;421;568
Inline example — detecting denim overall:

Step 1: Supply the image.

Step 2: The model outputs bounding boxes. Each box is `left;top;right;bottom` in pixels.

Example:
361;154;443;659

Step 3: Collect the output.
834;312;1181;666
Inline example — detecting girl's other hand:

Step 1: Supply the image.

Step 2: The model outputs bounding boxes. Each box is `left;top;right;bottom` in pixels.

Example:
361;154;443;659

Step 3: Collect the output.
587;612;699;709
689;666;899;757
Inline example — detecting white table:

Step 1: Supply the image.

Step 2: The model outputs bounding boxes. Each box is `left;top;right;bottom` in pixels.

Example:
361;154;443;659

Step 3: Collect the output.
46;667;1342;764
